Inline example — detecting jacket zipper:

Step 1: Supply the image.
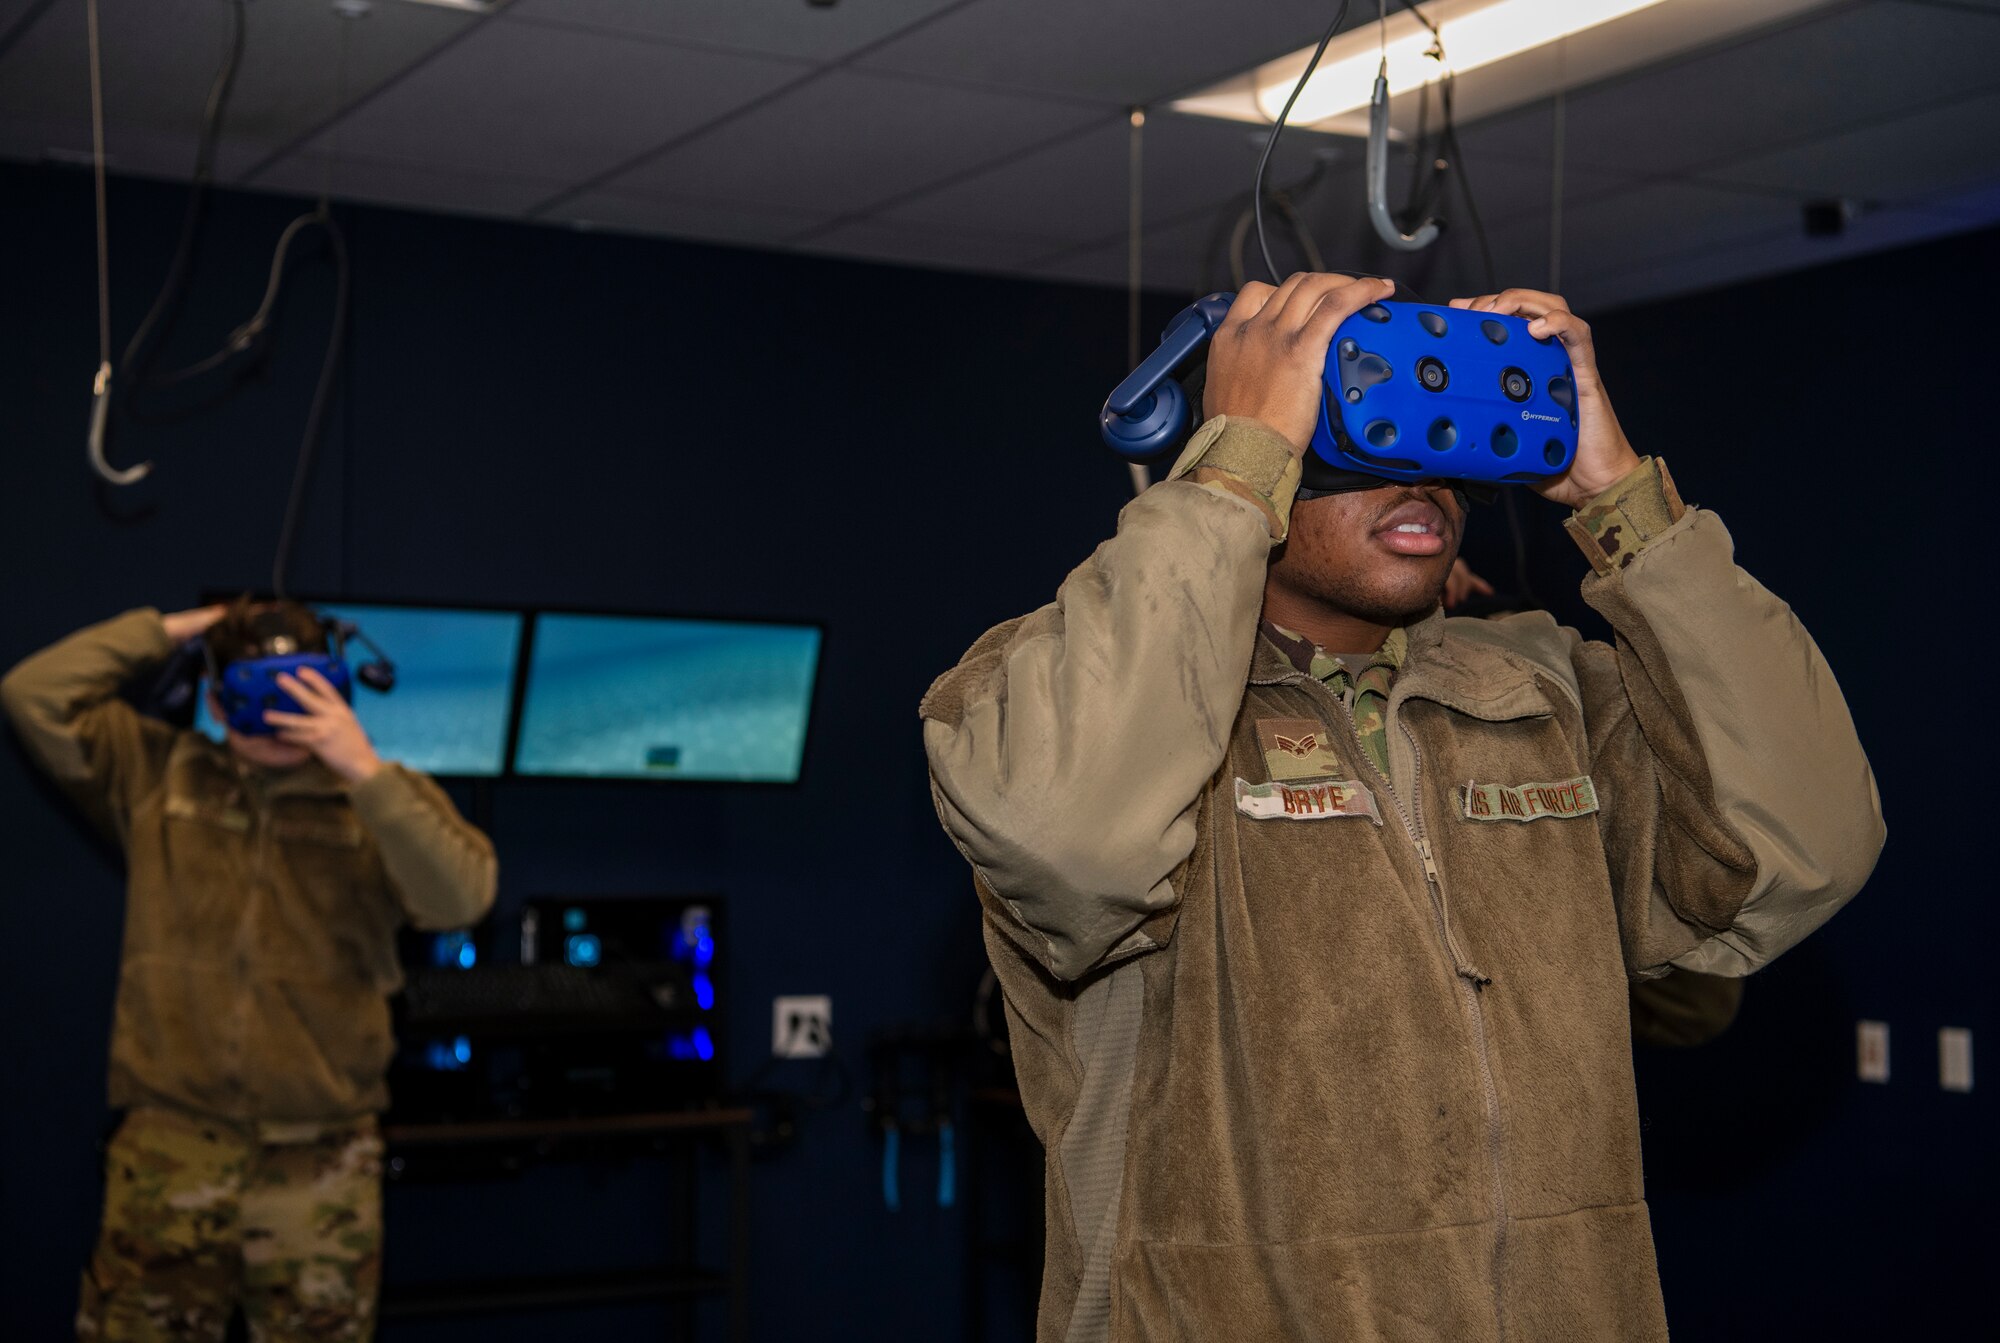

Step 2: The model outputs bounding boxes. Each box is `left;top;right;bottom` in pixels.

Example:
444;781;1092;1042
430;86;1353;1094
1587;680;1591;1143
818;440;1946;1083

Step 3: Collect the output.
1288;673;1511;1340
1401;716;1509;1343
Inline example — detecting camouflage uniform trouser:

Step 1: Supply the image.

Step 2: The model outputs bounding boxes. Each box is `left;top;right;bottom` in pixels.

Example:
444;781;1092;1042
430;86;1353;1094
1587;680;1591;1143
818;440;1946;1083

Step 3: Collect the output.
77;1106;383;1342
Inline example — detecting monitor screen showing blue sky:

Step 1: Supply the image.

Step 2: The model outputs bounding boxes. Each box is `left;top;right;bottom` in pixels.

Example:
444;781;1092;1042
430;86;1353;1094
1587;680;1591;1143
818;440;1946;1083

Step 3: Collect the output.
196;604;523;777
513;615;820;782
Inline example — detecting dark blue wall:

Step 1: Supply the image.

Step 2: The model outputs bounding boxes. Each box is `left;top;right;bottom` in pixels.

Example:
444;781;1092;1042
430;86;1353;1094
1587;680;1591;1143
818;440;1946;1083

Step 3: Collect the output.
2;158;1989;1339
1591;231;1994;1341
0;160;1170;1342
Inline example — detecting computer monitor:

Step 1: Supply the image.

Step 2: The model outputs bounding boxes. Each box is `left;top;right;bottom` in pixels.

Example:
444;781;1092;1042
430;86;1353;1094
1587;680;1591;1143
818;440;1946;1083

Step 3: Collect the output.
196;602;524;778
512;614;821;782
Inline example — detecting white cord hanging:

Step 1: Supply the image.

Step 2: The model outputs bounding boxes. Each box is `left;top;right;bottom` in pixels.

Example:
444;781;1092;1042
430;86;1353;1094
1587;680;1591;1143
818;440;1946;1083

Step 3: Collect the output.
1126;107;1151;497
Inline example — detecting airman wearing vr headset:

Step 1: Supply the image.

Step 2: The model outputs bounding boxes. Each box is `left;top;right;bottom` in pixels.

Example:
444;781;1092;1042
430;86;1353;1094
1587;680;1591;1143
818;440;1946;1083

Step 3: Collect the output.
921;275;1884;1343
3;596;496;1342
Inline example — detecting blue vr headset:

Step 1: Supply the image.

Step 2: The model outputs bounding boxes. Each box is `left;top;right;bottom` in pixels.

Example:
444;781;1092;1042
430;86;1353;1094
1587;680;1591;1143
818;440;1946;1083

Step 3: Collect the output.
199;607;395;736
1100;291;1578;492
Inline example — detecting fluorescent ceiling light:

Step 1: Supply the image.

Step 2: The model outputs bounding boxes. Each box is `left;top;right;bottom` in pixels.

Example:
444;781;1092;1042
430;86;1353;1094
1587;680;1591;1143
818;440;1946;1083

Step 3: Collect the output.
1276;0;1665;124
1172;0;1836;133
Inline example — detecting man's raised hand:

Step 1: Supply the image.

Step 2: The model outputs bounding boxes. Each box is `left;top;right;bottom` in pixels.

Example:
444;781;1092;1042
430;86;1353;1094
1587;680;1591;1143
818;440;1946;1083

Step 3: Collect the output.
1448;289;1641;507
1206;274;1397;454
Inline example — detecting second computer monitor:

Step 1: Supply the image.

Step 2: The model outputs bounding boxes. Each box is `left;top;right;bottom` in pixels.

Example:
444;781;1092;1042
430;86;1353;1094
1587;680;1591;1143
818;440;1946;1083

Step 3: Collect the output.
513;614;821;782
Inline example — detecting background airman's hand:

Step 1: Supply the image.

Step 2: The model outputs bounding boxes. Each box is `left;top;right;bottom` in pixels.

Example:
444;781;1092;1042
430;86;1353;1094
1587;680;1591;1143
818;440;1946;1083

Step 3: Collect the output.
263;666;383;784
1444;559;1496;610
160;604;226;645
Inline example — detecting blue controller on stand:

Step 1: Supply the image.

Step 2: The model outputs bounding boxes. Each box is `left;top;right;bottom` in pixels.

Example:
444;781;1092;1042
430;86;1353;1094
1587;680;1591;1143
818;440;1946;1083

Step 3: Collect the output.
1101;292;1579;486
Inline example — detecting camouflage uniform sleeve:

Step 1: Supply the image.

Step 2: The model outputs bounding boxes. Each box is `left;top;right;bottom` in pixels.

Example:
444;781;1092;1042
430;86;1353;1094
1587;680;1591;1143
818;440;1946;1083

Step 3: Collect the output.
1563;456;1685;574
1164;415;1303;541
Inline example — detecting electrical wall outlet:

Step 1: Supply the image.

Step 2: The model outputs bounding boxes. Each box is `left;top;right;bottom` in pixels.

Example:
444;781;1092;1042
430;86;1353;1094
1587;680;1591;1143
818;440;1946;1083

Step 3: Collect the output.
1940;1028;1974;1093
774;995;832;1059
1856;1020;1890;1083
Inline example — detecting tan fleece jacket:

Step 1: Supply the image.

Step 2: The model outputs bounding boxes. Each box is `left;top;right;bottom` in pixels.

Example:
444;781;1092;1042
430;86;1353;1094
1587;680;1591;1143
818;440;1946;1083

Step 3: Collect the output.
3;609;498;1125
920;421;1883;1342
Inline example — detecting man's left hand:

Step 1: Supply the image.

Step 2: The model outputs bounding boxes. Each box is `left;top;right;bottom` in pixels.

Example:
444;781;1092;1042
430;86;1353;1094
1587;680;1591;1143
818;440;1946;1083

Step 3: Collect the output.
1447;289;1642;508
265;667;384;784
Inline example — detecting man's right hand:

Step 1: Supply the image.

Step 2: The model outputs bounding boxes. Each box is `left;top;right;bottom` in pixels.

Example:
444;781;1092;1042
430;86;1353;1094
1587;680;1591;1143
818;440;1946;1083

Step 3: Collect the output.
1204;273;1396;454
161;605;227;645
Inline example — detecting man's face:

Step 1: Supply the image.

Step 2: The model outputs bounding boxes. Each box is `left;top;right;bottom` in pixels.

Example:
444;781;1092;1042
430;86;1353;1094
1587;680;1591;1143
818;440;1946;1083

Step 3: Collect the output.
1268;481;1466;625
208;691;312;771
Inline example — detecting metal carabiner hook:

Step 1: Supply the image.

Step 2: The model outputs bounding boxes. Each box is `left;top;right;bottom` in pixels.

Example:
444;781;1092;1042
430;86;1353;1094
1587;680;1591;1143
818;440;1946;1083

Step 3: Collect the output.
87;360;152;486
1366;59;1441;253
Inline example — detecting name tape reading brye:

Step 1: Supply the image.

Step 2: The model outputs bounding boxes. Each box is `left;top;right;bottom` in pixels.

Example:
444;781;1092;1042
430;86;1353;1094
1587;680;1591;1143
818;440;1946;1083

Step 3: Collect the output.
1234;777;1384;824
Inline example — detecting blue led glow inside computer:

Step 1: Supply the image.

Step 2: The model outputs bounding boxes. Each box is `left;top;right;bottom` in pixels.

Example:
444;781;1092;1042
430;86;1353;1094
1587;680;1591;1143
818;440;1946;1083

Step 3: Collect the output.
428;930;478;970
565;933;603;968
666;1026;716;1062
422;1035;473;1071
513;615;821;782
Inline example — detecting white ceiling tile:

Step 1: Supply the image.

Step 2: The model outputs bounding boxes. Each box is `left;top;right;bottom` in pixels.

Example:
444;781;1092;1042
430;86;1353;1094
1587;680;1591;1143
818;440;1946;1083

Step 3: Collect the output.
0;116;193;180
1448;107;1643;226
802;218;1066;275
1028;212;1219;294
2;0;1995;316
0;0;476;181
292;18;807;189
0;0;53;44
254;151;565;218
503;0;965;63
1584;204;1992;311
1471;181;1799;311
1697;90;2000;204
1919;178;2000;219
856;0;1341;105
555;188;836;247
602;69;1105;217
876;111;1341;248
1461;2;2000;178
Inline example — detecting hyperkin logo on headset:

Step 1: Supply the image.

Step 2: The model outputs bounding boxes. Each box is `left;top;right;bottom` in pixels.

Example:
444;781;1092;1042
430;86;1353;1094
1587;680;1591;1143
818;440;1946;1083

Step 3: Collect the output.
1255;717;1347;782
1521;410;1563;423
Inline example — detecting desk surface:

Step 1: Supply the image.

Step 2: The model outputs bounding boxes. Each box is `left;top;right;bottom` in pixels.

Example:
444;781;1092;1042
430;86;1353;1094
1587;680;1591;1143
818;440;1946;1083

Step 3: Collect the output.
384;1108;755;1146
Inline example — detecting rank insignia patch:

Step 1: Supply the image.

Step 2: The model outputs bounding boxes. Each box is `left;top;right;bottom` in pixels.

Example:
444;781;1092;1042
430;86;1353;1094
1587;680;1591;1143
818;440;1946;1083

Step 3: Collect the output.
1234;777;1383;824
1255;717;1347;781
1461;775;1600;823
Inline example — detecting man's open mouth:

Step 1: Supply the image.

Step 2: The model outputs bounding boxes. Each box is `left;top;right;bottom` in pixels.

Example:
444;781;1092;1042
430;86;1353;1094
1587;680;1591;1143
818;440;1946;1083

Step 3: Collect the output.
1373;498;1449;556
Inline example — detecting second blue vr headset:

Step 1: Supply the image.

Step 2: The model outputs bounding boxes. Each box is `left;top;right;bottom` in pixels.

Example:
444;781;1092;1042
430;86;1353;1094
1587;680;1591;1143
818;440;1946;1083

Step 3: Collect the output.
200;606;395;736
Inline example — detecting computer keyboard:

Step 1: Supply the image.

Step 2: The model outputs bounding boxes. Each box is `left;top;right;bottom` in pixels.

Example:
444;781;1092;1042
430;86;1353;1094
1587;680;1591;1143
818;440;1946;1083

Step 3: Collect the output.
401;964;682;1036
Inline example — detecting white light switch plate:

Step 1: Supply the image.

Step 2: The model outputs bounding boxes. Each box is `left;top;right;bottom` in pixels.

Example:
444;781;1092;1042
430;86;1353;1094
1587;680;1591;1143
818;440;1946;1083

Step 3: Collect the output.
1940;1028;1974;1093
1857;1020;1890;1083
773;995;832;1059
